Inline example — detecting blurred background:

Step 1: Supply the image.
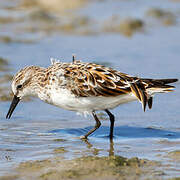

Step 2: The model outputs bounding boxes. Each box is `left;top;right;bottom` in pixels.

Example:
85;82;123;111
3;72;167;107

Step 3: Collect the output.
0;0;180;101
0;0;180;179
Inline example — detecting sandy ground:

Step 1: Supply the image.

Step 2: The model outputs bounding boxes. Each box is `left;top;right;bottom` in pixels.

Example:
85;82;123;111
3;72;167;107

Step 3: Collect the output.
1;150;180;180
0;155;164;180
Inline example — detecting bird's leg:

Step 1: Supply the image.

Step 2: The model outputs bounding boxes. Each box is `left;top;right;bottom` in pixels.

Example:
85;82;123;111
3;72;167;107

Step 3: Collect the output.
81;111;101;139
105;109;115;139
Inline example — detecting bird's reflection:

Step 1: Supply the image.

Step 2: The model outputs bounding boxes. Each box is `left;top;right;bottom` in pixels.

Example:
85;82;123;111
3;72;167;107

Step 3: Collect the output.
82;138;115;156
108;138;114;156
82;138;93;149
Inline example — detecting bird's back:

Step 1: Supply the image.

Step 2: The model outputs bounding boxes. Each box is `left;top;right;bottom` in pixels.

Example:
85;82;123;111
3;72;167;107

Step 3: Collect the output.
48;60;178;112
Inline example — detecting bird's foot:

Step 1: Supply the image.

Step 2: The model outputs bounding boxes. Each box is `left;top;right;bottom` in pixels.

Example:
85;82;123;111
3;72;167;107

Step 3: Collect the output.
80;135;88;140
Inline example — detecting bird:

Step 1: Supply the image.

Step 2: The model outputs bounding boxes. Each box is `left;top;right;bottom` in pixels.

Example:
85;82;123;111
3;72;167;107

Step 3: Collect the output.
6;57;178;139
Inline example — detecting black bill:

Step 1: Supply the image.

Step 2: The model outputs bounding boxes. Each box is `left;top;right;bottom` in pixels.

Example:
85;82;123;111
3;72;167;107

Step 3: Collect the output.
6;95;20;119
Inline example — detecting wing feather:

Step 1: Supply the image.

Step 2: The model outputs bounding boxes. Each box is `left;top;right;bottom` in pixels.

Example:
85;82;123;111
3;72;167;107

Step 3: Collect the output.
62;63;131;97
148;97;153;109
137;87;147;112
130;83;141;101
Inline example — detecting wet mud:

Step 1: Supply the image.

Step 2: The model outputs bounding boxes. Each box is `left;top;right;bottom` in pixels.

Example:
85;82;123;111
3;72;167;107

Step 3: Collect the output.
0;155;163;180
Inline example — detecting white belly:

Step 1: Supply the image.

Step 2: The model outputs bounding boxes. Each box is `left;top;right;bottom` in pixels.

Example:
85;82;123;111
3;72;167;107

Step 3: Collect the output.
49;88;137;113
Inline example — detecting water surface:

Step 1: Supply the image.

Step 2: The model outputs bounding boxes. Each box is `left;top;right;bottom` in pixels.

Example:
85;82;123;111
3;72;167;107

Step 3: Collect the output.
0;0;180;178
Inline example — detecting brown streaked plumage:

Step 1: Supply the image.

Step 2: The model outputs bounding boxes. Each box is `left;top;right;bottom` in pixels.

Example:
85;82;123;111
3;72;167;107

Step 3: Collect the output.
6;58;178;139
47;61;177;112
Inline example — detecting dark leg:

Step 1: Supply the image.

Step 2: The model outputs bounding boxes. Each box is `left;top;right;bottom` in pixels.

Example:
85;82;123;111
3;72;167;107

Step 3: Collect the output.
81;111;101;139
105;109;115;139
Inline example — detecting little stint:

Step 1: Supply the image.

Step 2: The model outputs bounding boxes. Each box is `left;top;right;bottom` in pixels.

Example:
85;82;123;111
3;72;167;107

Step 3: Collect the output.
6;57;178;139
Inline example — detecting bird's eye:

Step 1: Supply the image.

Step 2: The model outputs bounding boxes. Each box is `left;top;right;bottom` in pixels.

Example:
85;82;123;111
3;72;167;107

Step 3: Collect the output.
17;85;22;89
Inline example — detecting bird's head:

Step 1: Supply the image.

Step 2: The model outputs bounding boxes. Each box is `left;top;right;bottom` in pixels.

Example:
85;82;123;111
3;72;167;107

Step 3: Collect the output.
6;66;39;119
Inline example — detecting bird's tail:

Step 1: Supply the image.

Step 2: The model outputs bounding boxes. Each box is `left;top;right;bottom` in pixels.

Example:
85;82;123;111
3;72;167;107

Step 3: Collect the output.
143;78;178;93
129;78;178;111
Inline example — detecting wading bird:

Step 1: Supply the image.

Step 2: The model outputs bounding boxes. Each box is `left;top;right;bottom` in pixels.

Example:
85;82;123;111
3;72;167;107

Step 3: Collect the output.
6;58;178;139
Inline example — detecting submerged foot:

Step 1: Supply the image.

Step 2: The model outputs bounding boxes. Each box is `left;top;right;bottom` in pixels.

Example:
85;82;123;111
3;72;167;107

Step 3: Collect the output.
80;135;88;139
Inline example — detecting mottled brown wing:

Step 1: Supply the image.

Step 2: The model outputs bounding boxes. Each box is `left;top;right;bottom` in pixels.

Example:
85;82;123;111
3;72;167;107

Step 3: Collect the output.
51;61;177;112
54;62;152;111
129;81;148;111
63;63;132;97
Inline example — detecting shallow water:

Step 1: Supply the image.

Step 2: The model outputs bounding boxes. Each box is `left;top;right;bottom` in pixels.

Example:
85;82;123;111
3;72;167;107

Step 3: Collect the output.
0;0;180;178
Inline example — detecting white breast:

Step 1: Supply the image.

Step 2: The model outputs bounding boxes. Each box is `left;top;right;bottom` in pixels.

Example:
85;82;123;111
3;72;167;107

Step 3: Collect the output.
49;88;137;113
